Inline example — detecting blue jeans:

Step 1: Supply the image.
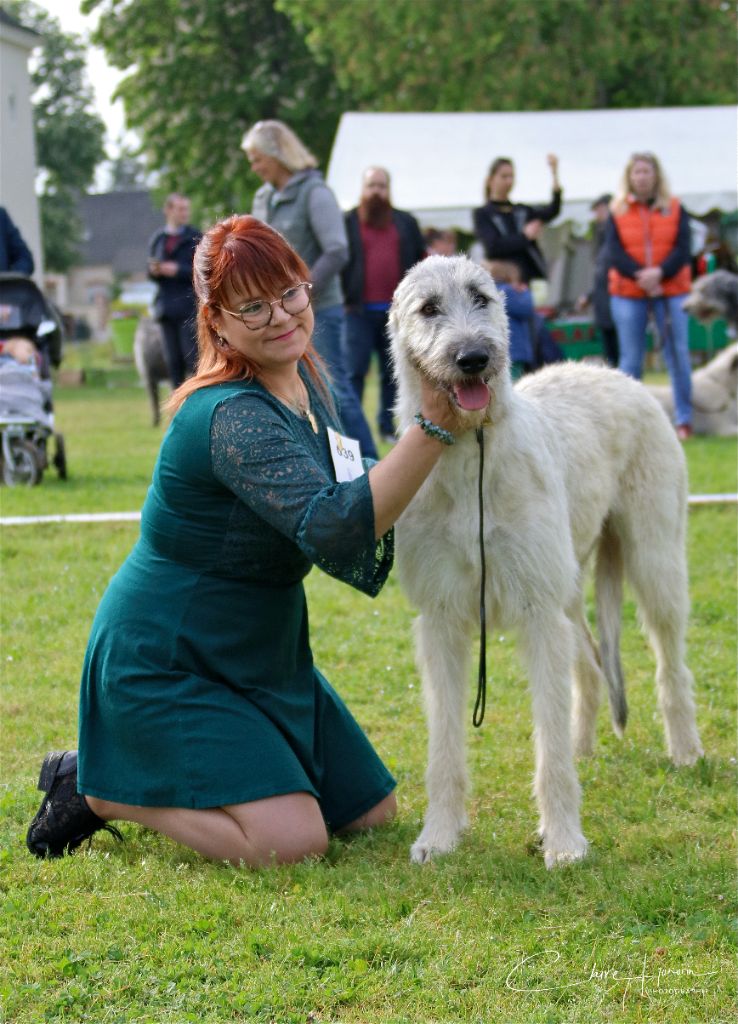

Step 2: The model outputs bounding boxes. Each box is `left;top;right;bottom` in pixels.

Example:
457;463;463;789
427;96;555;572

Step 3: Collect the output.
610;294;692;427
313;306;377;459
344;307;396;437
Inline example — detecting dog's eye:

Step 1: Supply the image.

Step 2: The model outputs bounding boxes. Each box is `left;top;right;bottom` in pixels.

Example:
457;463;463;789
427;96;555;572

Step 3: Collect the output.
470;289;489;308
419;301;439;317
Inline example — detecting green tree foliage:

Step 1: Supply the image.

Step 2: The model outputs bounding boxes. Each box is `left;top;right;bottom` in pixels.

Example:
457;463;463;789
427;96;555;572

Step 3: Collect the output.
82;0;354;224
278;0;737;111
37;190;86;275
107;143;150;191
5;1;106;271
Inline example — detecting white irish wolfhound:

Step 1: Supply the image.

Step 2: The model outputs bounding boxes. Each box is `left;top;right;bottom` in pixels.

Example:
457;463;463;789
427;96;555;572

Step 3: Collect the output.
389;255;703;869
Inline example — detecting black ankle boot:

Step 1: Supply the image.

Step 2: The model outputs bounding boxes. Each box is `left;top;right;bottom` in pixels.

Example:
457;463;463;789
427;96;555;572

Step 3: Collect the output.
26;751;122;858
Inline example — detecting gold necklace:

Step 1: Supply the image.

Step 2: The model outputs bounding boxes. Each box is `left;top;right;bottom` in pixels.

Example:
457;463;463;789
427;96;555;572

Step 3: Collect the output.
268;376;318;434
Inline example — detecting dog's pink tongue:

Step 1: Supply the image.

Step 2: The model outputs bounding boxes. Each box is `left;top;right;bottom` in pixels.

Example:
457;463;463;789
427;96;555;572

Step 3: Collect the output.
453;380;490;411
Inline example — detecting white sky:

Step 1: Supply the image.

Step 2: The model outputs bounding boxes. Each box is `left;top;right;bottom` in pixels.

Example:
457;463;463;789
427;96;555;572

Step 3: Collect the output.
30;0;132;164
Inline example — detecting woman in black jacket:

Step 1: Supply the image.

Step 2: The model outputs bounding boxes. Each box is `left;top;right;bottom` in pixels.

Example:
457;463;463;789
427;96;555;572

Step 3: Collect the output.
473;154;562;283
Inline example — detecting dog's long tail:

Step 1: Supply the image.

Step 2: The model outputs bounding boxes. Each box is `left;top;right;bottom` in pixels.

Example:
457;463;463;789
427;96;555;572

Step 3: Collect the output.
595;516;628;736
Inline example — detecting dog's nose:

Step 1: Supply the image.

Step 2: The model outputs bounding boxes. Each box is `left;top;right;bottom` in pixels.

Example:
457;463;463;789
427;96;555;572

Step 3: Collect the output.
456;350;489;375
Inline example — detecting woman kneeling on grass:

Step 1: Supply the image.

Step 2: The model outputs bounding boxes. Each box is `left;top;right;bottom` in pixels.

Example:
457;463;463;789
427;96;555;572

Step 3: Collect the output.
26;215;470;866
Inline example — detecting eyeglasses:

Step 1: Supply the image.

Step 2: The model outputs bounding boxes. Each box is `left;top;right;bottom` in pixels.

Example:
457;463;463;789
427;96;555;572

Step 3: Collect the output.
217;282;312;330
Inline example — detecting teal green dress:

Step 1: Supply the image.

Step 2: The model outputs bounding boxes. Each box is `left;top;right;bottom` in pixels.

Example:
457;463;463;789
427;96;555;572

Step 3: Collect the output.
77;372;395;830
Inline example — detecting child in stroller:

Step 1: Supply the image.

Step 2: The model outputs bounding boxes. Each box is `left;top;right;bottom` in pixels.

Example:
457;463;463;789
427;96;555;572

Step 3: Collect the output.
0;273;67;485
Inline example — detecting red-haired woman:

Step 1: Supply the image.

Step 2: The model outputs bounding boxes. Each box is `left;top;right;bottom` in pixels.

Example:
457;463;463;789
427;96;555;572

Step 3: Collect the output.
26;216;469;867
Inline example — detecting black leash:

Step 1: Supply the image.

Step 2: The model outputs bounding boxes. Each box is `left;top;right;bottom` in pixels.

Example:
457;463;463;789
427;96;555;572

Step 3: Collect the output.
473;426;488;727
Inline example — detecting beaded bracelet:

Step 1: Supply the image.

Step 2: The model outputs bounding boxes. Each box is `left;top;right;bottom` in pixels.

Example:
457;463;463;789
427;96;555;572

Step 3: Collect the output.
413;412;456;446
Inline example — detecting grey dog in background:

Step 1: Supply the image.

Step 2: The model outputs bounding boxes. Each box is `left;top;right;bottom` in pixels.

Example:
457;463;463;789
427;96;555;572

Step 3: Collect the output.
133;317;169;426
647;270;738;435
389;255;703;869
682;269;738;330
647;342;738;436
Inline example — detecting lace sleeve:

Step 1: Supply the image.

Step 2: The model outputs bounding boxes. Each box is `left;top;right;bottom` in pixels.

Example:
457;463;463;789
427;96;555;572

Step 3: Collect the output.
210;392;393;597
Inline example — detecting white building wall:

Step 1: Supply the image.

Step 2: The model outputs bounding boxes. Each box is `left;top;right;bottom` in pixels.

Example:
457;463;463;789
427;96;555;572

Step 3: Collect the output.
0;18;42;279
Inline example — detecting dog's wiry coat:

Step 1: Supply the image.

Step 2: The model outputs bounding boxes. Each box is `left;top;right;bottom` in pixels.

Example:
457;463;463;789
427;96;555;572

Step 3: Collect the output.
389;256;703;868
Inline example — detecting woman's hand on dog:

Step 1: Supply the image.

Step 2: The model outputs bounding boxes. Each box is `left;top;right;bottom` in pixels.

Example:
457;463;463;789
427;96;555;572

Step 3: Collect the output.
367;380;471;539
419;377;465;435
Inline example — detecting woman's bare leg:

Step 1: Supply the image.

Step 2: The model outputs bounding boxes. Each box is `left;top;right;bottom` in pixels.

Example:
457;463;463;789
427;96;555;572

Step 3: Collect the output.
85;792;329;866
337;791;397;834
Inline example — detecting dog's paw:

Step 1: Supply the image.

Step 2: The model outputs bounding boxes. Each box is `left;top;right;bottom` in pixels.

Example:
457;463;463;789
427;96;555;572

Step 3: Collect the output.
669;737;704;767
410;840;437;864
573;734;596;759
542;832;589;870
409;822;463;864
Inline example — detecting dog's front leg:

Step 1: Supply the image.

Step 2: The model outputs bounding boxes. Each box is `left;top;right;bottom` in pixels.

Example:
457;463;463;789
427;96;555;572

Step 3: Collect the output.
410;612;471;864
519;611;589;868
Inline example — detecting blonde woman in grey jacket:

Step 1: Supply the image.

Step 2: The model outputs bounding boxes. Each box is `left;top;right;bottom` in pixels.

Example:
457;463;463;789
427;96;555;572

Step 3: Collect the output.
243;121;377;458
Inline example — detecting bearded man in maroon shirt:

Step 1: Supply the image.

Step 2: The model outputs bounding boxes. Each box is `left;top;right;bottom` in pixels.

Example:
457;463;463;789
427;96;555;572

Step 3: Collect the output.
342;168;426;443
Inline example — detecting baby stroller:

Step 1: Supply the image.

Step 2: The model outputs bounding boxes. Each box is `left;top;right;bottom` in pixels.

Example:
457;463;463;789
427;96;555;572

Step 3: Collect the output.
0;273;67;485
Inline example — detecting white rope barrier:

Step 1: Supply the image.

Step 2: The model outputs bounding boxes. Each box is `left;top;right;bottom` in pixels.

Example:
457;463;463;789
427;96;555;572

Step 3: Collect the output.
687;493;738;506
1;495;736;527
0;512;142;526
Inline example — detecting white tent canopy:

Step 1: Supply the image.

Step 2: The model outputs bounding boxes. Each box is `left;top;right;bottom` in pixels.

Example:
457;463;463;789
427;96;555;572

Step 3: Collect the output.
327;107;737;231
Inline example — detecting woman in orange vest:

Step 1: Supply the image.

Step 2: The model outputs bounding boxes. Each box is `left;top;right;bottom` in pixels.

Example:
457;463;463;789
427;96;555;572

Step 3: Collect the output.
606;152;693;440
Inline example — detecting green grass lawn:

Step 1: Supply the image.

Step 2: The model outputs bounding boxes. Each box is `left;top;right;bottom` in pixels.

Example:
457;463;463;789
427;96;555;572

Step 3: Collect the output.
1;360;736;1024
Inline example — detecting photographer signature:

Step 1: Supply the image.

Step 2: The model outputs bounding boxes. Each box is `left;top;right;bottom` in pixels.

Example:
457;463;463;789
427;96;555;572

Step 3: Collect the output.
505;948;721;996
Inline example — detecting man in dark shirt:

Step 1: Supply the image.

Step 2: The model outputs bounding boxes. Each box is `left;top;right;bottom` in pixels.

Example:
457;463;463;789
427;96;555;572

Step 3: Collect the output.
148;194;201;388
342;168;426;443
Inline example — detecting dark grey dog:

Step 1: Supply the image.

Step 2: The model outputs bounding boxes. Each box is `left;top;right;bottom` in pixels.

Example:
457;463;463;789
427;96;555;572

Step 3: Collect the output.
133;318;169;426
683;270;738;330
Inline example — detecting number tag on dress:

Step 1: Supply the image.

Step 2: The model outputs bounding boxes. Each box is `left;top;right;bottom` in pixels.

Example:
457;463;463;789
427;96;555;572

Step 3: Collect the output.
327;427;364;482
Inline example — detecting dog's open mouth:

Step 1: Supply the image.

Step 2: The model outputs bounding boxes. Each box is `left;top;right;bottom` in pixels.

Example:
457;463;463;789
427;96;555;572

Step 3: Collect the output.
453;378;490;411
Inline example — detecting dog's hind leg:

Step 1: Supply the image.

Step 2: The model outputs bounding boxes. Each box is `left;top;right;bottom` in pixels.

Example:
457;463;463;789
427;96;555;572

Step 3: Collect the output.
147;375;160;427
519;610;588;868
571;606;604;757
410;612;471;864
622;533;703;766
595;518;628;737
